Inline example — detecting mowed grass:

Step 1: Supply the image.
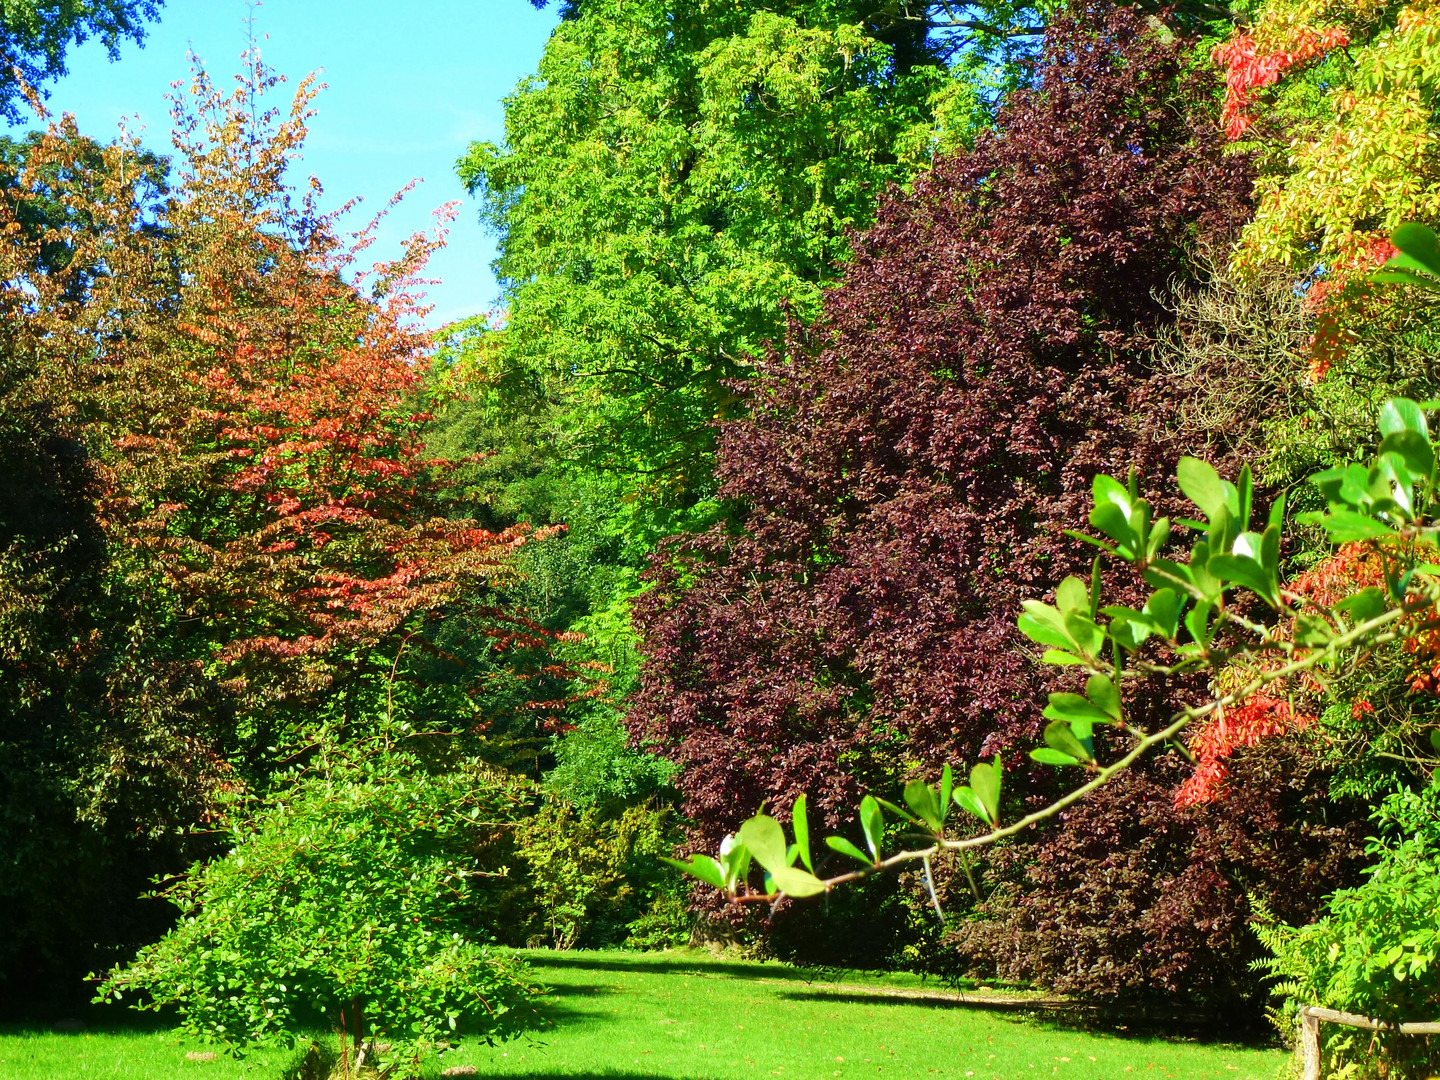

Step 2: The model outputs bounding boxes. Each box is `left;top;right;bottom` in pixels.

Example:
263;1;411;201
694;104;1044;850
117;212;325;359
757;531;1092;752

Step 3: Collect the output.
447;949;1287;1080
0;949;1290;1080
0;1021;296;1079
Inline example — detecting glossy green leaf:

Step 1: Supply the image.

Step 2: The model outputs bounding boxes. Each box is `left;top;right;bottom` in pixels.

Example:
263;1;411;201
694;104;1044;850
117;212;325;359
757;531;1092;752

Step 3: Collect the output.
659;855;726;890
1142;559;1194;595
1144;588;1182;638
1055;576;1089;614
1043;693;1111;726
1018;603;1074;650
1237;464;1253;531
1300;509;1398;543
1336;586;1387;624
1208;553;1278;607
903;779;944;832
1294;614;1335;648
1085;674;1122;720
1090;500;1136;553
952;785;988;823
1103;612;1152;652
1389;224;1440;277
791;794;812;873
1062;609;1105;659
768;865;827;898
970;757;1002;826
1030;747;1082;766
860;795;885;860
718;834;751;891
738;815;788;874
1043;719;1094;763
1378;430;1434;481
1267;490;1287;532
939;764;953;826
1380;397;1430;441
1177;457;1227;522
1184;601;1215;647
1146;516;1172;559
825;835;873;867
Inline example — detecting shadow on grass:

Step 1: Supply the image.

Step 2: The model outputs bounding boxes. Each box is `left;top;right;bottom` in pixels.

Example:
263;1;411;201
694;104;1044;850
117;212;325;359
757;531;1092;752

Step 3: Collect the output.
545;981;620;999
774;989;1277;1047
522;953;809;983
0;999;184;1038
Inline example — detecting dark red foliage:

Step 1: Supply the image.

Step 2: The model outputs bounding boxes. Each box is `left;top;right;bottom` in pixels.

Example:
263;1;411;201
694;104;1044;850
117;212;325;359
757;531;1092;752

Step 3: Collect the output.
628;5;1254;845
953;742;1369;1006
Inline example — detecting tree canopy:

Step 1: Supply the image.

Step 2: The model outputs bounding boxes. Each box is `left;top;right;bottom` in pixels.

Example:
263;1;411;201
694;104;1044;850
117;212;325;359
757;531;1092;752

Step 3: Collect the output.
0;1;162;121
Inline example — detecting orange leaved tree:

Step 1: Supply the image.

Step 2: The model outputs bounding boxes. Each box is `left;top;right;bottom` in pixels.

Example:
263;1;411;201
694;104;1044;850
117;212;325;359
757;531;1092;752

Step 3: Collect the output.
0;54;544;1002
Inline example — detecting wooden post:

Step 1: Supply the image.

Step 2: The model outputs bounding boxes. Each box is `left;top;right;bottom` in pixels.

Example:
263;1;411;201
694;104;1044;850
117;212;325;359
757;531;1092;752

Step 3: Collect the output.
1300;1007;1321;1080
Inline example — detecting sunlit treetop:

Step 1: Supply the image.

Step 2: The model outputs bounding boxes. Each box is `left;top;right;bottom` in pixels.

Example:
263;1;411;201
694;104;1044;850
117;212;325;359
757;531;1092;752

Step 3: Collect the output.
0;1;162;122
524;0;1050;65
1218;0;1440;281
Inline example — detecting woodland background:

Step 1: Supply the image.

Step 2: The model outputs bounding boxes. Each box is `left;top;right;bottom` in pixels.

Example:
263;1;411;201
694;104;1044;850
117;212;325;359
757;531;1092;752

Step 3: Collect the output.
3;0;1440;1073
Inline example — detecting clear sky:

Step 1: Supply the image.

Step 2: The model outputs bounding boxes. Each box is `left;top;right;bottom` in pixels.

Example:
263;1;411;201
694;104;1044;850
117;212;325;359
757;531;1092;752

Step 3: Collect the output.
28;0;558;326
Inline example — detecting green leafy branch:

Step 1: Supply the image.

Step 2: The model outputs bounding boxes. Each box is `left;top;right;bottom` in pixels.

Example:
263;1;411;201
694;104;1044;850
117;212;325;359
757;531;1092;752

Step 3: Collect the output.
667;417;1440;909
663;226;1440;911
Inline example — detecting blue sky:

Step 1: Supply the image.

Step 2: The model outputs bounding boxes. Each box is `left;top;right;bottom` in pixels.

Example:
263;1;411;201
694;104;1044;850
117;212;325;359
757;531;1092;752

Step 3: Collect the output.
30;0;558;326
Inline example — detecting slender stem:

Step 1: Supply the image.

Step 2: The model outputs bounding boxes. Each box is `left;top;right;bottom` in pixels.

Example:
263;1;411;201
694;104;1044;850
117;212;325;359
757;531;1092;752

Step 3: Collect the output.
749;597;1419;900
921;855;944;920
957;847;980;901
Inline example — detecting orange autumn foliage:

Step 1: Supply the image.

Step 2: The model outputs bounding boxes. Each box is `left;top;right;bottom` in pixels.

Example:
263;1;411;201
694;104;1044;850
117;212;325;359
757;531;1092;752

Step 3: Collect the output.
1175;544;1385;808
1213;25;1349;139
1175;538;1440;806
101;57;543;708
1;52;542;738
1176;695;1312;808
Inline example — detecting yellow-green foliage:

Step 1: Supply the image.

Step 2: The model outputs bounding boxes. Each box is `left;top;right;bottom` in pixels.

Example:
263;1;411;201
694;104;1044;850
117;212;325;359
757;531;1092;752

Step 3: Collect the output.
517;797;689;950
1232;0;1440;274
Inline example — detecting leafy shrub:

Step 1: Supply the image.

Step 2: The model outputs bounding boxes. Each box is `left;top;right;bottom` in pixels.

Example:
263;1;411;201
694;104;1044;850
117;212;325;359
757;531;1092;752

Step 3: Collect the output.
545;712;678;811
516;796;689;950
96;743;545;1073
1259;777;1440;1076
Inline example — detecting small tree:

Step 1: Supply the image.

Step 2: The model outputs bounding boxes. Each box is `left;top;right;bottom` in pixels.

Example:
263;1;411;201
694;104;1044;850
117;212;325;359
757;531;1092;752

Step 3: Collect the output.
97;740;545;1074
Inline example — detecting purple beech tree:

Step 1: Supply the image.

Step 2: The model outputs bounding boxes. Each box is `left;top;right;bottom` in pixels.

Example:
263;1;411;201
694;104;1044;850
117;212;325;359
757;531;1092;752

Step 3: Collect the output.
627;6;1372;1002
630;5;1253;842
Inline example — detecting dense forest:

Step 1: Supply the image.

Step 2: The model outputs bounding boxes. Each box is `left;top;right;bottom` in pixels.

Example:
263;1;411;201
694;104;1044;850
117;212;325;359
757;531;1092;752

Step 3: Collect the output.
3;0;1440;1075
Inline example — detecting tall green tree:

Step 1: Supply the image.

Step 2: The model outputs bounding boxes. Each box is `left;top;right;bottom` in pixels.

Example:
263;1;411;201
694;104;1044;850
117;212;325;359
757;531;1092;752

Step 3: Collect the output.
444;0;1000;772
0;1;163;121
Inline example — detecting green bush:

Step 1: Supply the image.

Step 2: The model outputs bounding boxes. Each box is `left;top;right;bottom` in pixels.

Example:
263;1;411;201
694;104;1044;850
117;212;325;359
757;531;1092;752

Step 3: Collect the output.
96;742;546;1075
517;796;689;950
1258;776;1440;1077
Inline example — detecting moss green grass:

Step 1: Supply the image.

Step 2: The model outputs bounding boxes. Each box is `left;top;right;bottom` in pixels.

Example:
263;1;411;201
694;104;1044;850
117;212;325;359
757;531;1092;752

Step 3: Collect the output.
0;949;1289;1079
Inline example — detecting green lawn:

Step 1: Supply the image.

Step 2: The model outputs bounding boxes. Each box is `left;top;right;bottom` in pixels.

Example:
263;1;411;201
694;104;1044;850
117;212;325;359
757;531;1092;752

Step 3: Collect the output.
0;950;1290;1080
